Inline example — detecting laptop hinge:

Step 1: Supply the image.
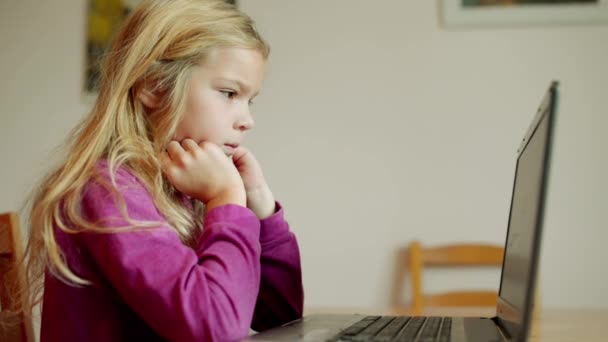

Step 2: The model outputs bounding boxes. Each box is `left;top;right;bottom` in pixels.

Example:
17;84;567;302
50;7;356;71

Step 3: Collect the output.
492;316;512;341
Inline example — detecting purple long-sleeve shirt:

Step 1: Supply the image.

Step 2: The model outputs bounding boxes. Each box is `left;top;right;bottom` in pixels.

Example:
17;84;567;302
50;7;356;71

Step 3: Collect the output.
40;162;304;341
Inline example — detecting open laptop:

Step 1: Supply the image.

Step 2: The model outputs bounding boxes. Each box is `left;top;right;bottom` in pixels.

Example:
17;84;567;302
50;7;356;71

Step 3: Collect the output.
246;82;559;342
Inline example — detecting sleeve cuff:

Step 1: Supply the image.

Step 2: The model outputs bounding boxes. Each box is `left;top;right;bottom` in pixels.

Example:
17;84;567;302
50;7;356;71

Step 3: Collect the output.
203;204;260;236
259;201;290;243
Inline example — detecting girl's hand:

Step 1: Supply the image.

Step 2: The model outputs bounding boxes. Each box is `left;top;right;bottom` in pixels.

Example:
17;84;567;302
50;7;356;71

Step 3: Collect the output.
232;147;276;219
161;139;246;211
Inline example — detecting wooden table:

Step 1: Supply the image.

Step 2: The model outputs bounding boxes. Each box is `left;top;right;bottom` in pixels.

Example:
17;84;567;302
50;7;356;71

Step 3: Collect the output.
529;310;606;342
303;307;608;341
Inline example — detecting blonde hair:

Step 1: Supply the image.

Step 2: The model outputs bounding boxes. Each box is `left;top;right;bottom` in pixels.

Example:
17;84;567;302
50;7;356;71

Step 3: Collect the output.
5;0;269;322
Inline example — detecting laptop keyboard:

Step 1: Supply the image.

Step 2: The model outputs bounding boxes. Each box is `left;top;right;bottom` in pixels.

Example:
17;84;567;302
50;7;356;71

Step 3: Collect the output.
326;316;452;342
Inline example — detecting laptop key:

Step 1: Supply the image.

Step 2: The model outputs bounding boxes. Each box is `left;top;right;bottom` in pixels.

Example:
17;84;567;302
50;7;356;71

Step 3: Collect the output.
393;317;426;341
437;317;452;342
351;316;394;341
371;316;410;341
417;317;442;342
325;316;382;341
340;316;380;336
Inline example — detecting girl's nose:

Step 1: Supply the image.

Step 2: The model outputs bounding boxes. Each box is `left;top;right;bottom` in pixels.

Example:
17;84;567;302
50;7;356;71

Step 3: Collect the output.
235;110;255;131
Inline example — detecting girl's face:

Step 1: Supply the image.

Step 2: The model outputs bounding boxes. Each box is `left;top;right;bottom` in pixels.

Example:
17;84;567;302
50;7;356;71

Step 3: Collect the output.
174;47;266;156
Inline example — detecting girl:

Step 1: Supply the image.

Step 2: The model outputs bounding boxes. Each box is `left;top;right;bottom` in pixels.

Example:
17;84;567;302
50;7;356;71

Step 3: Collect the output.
13;0;303;341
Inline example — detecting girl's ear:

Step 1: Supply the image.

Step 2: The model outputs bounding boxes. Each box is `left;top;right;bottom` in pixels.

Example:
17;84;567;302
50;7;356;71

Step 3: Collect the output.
138;88;163;109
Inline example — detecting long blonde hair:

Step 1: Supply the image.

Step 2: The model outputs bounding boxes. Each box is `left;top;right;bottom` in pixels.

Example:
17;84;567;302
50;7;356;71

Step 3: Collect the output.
6;0;269;321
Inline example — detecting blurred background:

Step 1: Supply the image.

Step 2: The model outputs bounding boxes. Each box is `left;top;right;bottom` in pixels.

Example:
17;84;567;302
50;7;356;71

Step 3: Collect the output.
1;0;607;337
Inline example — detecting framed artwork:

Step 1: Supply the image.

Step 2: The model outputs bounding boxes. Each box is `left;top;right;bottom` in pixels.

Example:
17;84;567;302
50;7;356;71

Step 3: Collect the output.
85;0;237;94
441;0;608;27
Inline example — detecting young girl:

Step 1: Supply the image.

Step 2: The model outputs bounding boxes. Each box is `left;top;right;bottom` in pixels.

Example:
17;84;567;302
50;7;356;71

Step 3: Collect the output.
14;0;304;341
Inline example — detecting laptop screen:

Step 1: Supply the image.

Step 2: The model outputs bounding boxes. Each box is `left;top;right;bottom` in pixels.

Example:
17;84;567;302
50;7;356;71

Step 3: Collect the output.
499;112;549;311
496;82;557;339
497;82;558;340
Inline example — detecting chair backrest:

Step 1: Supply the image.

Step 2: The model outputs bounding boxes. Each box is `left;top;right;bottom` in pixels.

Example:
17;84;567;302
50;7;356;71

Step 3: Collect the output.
392;240;504;315
0;212;34;342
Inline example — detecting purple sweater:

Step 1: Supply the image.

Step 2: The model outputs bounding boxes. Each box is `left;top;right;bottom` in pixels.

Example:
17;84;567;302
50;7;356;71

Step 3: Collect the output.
40;163;304;342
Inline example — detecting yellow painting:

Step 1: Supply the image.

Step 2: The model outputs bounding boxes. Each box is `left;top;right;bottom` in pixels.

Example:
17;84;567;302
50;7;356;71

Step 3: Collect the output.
85;0;139;93
463;0;596;6
85;0;237;93
442;0;608;26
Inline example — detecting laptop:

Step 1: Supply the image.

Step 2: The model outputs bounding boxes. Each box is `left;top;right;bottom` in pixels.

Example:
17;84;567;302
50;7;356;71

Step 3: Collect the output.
245;82;559;342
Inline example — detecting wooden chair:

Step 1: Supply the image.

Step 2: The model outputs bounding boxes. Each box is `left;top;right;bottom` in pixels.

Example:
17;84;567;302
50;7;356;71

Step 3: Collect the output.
0;212;34;342
392;241;504;316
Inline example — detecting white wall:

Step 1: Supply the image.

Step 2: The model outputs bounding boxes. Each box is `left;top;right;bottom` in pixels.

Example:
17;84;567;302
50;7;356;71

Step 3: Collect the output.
239;0;608;310
1;1;606;328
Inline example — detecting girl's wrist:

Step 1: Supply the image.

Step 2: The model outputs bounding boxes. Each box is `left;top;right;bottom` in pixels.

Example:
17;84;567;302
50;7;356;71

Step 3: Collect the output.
205;188;247;211
246;185;276;219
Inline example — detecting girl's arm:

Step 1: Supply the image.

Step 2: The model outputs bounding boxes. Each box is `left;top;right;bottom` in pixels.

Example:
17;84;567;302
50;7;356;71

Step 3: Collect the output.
78;168;261;342
250;202;304;331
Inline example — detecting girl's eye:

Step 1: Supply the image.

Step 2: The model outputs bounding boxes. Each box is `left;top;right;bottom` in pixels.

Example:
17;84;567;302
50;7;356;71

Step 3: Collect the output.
220;90;236;99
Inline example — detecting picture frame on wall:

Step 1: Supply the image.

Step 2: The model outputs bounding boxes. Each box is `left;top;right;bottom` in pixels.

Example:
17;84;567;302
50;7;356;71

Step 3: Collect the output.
441;0;608;27
85;0;237;96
